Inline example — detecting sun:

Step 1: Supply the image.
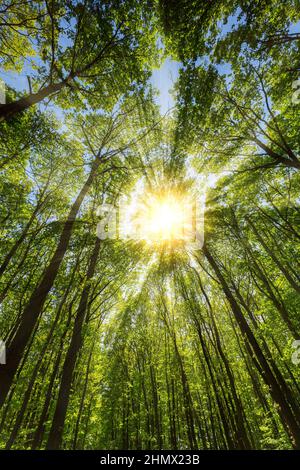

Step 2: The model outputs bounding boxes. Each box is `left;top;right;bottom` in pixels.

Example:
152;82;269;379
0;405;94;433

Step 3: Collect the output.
139;195;185;242
121;182;201;245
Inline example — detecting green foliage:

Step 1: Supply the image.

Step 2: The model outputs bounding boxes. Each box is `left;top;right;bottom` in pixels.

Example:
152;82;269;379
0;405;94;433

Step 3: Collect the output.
0;0;299;452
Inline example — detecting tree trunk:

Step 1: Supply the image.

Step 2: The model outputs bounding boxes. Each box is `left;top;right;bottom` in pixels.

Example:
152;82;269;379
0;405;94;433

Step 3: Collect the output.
0;82;66;121
202;245;300;449
247;217;300;294
0;196;47;278
0;159;101;408
46;237;101;449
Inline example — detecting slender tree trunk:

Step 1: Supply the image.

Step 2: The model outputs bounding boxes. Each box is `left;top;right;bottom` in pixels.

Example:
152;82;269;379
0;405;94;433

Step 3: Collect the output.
0;196;47;278
173;337;197;449
72;311;103;451
247;217;300;293
149;363;163;449
72;347;93;450
202;245;300;449
194;271;252;448
31;300;75;449
46;237;101;449
252;137;300;169
0;82;66;121
0;159;101;408
5;309;60;449
229;212;300;337
0;225;44;306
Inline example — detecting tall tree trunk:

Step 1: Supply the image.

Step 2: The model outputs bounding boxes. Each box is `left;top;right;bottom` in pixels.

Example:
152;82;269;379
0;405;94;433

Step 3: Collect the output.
229;212;300;337
0;225;44;306
252;137;300;169
72;344;94;450
173;337;197;449
202;244;300;449
0;159;101;408
149;363;163;449
31;300;76;449
192;270;252;448
46;237;101;449
0;82;66;121
0;195;48;278
247;217;300;294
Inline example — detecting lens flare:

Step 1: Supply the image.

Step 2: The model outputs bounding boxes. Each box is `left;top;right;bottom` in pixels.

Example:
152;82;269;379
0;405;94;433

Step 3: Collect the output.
140;196;185;241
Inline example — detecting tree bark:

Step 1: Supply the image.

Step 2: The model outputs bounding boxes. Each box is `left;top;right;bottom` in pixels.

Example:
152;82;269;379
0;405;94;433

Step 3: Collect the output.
202;244;300;449
0;82;66;121
0;195;48;278
46;237;101;449
0;159;101;408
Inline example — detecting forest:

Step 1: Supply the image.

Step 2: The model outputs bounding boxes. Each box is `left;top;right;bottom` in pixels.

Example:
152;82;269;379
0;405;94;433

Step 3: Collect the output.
0;0;300;452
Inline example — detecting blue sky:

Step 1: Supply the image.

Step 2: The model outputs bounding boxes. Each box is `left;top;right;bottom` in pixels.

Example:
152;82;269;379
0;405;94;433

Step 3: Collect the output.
2;15;299;116
0;56;181;117
150;57;181;115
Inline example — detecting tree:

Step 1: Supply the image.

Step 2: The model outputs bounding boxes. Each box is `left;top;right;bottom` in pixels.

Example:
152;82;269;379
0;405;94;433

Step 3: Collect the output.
0;0;159;120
